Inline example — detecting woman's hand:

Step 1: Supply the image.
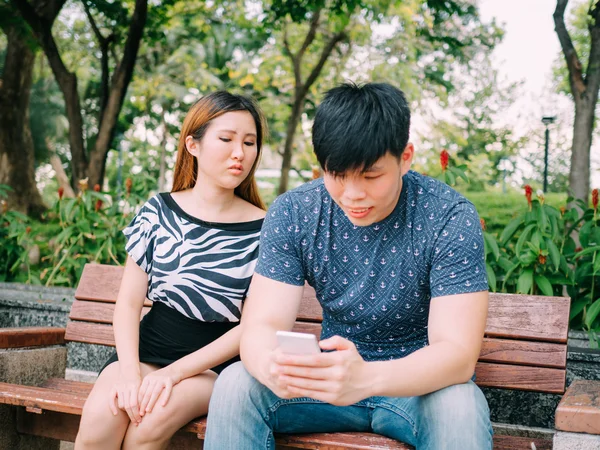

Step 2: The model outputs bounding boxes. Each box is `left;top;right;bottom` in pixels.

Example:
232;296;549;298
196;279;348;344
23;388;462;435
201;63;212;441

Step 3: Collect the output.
109;371;142;424
137;366;183;416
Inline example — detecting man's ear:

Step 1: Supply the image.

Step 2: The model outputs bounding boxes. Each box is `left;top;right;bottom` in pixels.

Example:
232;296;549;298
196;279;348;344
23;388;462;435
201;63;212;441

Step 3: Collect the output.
185;135;200;157
400;143;414;175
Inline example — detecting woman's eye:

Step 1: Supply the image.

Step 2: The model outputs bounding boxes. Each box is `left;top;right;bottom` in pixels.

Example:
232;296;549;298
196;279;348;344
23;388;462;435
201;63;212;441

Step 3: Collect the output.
219;137;231;142
244;141;256;146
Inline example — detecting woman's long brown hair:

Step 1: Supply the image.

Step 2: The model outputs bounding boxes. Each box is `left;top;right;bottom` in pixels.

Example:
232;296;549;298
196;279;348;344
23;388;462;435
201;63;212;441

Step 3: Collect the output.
172;91;266;210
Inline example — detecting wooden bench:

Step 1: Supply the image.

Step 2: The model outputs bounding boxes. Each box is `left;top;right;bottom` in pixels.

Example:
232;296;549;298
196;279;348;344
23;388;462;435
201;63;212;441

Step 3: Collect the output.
0;263;573;449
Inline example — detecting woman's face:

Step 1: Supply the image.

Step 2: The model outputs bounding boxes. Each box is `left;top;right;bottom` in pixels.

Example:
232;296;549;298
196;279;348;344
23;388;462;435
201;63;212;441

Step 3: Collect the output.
187;111;258;190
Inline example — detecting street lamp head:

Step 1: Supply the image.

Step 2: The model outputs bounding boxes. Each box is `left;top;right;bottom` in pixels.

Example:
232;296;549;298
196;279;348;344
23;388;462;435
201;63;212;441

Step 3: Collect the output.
542;115;557;125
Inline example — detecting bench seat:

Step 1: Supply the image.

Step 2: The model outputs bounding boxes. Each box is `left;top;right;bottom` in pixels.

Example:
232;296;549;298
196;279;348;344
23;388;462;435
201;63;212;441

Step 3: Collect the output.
0;263;573;449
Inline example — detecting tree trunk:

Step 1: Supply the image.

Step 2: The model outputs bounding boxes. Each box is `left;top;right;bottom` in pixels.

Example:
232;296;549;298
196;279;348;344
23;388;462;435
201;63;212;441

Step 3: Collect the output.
14;0;148;190
278;99;304;194
570;98;593;202
0;25;46;217
554;0;600;204
87;0;148;188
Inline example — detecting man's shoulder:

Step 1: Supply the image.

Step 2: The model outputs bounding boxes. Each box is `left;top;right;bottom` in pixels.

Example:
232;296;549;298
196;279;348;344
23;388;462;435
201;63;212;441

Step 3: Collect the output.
405;170;475;211
271;178;328;211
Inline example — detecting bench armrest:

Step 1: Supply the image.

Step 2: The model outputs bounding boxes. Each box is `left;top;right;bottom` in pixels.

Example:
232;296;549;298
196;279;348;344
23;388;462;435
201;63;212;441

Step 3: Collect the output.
0;327;66;349
555;380;600;435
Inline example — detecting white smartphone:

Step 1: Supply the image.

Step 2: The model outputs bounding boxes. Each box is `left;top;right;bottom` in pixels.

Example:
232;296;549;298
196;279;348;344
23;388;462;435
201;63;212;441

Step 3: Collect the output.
276;330;321;355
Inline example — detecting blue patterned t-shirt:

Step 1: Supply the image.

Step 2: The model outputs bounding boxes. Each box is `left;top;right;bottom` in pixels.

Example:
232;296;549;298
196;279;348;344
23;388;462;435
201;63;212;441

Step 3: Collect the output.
255;171;488;361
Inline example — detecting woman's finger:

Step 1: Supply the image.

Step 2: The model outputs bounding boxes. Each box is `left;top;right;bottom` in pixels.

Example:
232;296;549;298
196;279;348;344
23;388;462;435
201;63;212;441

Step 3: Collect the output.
108;386;119;416
145;383;164;413
139;381;156;414
160;379;173;407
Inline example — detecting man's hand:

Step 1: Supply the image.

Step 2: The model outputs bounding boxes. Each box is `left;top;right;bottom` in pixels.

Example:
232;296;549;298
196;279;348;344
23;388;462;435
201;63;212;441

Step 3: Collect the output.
272;335;372;406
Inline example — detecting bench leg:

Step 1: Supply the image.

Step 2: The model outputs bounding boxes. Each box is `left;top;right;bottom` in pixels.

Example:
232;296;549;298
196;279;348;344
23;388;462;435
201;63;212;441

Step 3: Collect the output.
0;404;59;450
553;431;600;449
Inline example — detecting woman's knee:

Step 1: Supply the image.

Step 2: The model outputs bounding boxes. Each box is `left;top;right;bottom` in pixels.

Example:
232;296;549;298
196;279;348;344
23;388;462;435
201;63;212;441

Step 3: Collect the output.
77;395;128;445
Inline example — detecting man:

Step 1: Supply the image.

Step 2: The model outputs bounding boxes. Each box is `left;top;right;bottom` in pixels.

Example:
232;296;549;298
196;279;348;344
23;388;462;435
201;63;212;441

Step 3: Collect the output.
204;82;492;449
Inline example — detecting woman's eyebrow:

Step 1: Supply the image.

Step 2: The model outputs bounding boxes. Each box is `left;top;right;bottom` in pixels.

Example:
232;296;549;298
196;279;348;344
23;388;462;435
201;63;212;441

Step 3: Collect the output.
217;129;257;138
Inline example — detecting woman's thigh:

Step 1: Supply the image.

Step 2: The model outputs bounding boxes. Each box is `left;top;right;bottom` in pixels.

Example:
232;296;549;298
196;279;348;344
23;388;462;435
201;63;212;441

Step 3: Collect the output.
122;369;218;447
76;361;132;447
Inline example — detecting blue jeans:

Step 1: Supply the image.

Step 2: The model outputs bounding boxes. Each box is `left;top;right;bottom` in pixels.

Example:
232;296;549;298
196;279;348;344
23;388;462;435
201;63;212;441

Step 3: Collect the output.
204;362;493;450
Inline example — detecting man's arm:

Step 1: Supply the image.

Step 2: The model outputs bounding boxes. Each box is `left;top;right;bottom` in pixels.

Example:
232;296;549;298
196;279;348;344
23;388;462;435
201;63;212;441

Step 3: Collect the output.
240;273;305;393
276;290;488;405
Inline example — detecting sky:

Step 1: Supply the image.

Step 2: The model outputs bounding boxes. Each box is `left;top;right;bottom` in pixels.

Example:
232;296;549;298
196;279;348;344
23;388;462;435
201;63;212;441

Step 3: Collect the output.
478;0;600;189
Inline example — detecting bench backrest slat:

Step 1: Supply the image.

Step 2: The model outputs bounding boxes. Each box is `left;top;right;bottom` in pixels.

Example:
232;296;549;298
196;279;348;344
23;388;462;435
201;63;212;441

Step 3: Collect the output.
70;263;569;394
74;264;570;343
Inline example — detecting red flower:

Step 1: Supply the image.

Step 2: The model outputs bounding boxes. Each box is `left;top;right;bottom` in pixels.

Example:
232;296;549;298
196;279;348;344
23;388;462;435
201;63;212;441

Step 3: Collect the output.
440;150;449;172
560;206;566;216
93;184;101;192
26;226;31;234
125;178;133;195
593;188;598;211
58;187;64;200
524;185;533;209
95;199;103;212
538;253;546;265
480;218;486;231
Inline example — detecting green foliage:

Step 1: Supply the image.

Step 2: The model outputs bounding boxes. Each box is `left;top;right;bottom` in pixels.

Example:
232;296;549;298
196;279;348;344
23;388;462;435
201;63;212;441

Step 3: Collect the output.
481;189;600;347
0;180;147;286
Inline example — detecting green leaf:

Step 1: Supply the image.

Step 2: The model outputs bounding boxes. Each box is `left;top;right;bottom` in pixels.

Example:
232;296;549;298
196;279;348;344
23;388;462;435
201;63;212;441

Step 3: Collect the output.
483;232;499;261
498;257;515;272
517;269;534;294
546;239;561;272
516;224;536;256
570;298;589;321
500;214;525;244
445;170;456;186
534;274;553;296
580;221;593;248
486;263;497;292
574;246;600;259
585;298;600;328
535;205;548;231
519;250;538;266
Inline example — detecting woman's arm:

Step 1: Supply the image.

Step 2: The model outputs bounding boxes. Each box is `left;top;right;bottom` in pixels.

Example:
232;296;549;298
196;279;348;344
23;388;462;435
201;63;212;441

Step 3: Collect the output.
110;256;148;422
136;305;245;415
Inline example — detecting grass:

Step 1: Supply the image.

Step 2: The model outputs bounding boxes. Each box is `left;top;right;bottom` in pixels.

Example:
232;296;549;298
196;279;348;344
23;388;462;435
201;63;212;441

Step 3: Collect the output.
257;176;569;237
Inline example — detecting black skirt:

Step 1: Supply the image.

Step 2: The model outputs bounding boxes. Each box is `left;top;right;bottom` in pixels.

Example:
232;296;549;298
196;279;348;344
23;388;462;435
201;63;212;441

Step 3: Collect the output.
101;301;240;375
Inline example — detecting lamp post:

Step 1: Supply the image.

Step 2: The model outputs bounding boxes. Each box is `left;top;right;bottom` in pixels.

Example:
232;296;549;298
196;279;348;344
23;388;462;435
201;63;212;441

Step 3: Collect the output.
542;116;556;193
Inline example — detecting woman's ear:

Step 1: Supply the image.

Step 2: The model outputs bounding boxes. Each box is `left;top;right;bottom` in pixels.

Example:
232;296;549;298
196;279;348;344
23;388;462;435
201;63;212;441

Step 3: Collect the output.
185;135;200;157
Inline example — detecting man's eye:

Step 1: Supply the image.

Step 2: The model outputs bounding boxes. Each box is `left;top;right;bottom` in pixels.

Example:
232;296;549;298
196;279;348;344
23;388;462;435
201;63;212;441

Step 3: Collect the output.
219;137;231;142
365;175;381;180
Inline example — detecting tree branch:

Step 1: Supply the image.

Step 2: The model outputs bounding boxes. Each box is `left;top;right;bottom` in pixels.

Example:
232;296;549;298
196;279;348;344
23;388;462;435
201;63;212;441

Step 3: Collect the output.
300;30;347;99
554;0;586;95
585;1;600;96
90;0;148;184
297;8;321;61
81;0;111;119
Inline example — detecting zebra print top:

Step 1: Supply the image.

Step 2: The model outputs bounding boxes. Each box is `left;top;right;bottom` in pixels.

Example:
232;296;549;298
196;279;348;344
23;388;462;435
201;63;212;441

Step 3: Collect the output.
123;193;263;322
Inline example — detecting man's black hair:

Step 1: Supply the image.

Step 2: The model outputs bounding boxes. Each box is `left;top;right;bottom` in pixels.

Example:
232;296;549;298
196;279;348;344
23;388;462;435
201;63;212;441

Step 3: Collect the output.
312;82;411;175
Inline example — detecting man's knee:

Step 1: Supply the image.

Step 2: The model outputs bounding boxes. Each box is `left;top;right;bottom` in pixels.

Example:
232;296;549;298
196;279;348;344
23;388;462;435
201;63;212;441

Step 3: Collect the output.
211;362;265;408
419;382;492;447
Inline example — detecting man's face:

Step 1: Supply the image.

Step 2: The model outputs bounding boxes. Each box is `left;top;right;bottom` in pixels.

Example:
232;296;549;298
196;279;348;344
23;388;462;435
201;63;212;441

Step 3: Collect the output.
323;146;414;226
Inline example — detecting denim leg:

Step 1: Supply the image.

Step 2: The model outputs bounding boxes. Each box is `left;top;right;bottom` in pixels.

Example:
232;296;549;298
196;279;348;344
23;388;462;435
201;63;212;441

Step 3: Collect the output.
371;381;493;450
204;362;371;450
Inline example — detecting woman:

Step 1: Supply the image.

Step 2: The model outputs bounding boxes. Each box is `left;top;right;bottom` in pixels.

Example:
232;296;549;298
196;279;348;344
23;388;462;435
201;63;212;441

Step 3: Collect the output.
75;91;267;449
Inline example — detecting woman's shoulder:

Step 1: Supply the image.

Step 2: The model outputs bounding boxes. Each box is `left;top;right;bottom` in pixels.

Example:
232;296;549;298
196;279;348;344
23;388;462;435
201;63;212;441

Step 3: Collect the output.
234;198;266;221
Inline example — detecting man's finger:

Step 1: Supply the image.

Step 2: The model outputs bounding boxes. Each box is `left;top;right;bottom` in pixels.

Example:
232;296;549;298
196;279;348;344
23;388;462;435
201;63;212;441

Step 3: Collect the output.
319;335;354;351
